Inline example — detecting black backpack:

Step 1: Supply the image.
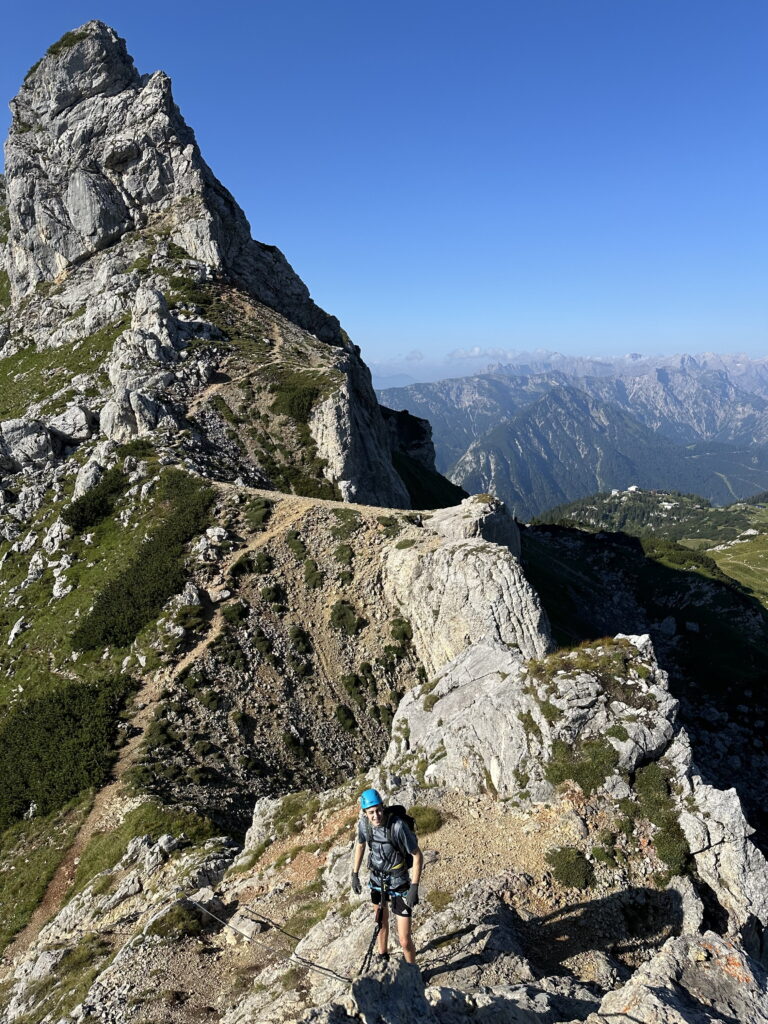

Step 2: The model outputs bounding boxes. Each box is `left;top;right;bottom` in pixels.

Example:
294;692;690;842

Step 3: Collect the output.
363;804;417;869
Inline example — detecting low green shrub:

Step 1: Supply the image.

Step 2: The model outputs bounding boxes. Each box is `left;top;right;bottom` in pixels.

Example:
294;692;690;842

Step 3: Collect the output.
46;28;89;57
0;676;132;832
341;673;365;707
289;625;312;654
118;437;155;459
335;705;356;732
538;699;561;724
390;617;413;645
146;902;203;938
229;553;254;578
334;544;353;565
546;846;594;889
0;270;12;308
175;604;205;633
330;600;365;635
606;724;630;741
245;497;273;531
269;368;324;423
61;467;128;533
72;471;214;650
545;737;619;796
253;550;274;573
630;762;691;875
285;530;307;559
411;805;443;835
377;515;401;538
304;558;323;588
261;583;286;608
330;508;361;540
222;601;249;624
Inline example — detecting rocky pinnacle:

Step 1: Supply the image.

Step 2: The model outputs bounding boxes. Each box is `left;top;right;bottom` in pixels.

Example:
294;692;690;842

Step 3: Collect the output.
4;21;342;343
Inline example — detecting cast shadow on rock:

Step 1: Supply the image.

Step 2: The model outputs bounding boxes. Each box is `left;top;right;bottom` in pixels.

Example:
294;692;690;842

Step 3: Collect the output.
421;887;683;984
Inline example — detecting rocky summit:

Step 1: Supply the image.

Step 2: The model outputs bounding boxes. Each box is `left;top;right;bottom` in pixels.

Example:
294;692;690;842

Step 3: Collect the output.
0;22;767;1024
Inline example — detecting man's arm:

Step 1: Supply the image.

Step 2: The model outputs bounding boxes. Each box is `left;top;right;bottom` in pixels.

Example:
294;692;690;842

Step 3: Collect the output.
352;840;366;874
410;846;423;885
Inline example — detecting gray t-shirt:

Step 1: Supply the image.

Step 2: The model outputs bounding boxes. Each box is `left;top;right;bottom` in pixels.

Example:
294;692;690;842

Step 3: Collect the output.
358;811;418;889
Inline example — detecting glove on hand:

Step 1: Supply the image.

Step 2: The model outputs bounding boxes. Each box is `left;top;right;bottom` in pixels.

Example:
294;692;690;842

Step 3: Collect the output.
351;871;362;895
407;883;419;908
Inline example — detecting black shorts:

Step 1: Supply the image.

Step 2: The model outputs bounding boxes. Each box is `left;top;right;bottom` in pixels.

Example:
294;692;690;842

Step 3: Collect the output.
371;887;411;918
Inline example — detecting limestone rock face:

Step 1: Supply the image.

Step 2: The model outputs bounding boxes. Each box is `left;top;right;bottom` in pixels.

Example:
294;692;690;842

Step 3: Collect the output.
587;931;768;1024
680;778;768;945
384;635;675;799
0;22;446;510
310;354;411;508
4;21;341;343
46;404;96;443
428;493;521;554
383;497;550;674
380;405;437;470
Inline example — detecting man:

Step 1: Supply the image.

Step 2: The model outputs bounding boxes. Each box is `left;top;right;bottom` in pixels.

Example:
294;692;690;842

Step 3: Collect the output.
351;788;423;964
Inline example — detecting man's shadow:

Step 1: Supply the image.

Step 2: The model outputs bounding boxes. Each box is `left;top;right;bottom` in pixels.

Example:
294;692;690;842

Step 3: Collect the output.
420;886;683;985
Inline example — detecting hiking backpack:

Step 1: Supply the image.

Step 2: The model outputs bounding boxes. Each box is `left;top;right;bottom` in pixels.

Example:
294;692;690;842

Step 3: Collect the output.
363;804;417;869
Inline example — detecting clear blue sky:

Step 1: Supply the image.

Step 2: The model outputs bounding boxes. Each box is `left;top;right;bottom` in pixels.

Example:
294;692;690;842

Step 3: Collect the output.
1;1;766;381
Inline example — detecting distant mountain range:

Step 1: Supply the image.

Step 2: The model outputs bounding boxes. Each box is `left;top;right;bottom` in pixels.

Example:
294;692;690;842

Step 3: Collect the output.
378;353;768;519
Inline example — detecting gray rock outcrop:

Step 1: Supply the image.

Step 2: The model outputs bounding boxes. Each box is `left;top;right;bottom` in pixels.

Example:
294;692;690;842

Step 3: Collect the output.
310;354;411;508
383;496;550;673
0;418;56;474
384;635;675;799
587;931;768;1023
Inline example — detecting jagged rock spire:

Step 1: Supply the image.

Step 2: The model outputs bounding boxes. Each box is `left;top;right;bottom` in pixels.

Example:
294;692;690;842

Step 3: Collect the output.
4;21;341;342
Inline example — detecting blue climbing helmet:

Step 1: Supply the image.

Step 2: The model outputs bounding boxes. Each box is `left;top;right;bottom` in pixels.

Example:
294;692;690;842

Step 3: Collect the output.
360;788;383;810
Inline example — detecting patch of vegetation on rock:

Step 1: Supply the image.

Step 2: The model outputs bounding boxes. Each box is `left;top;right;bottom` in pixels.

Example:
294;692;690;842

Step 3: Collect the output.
245;496;273;531
330;508;361;540
623;761;691;875
71;802;216;894
546;846;594;889
545;737;619;796
330;600;366;636
72;470;214;650
61;466;128;533
410;805;443;835
0;314;130;420
146;902;204;938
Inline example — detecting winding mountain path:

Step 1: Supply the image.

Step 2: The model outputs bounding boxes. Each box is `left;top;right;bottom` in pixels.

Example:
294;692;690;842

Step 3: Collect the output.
5;490;320;960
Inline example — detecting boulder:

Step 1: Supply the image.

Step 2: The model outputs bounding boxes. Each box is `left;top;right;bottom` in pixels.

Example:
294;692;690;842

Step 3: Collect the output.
47;404;97;443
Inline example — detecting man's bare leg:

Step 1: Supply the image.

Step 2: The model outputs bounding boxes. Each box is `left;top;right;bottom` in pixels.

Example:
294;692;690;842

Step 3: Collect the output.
395;912;417;964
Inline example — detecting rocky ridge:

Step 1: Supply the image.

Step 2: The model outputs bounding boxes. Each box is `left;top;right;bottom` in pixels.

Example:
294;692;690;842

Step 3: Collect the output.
379;364;768;517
